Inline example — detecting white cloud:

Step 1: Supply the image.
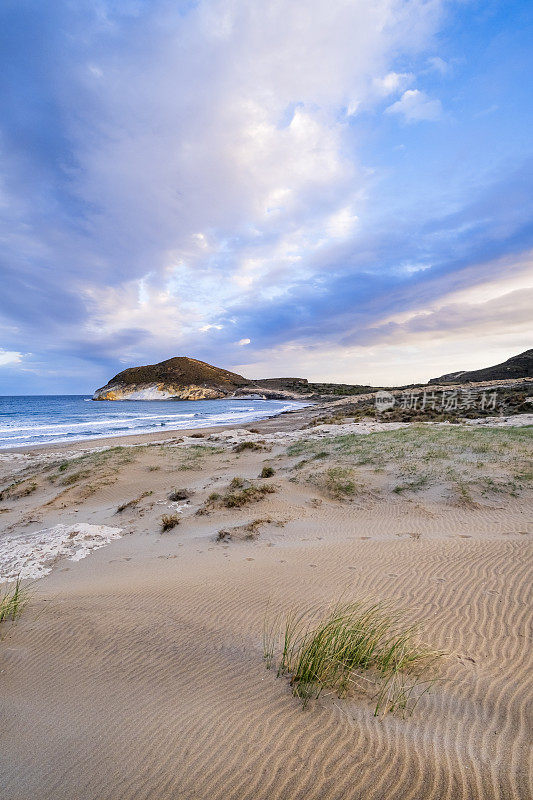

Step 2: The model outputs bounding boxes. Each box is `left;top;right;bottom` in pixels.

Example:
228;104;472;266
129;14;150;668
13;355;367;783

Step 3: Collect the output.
0;0;450;383
55;0;443;346
237;338;251;346
373;71;414;96
386;89;442;122
0;349;23;367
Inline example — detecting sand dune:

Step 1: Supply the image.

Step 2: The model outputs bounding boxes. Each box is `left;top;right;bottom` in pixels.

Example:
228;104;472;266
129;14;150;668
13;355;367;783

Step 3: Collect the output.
0;418;531;799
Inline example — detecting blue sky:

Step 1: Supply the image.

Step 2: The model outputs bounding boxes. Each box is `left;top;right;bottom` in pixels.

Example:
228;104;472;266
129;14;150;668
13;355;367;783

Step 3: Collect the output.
0;0;531;393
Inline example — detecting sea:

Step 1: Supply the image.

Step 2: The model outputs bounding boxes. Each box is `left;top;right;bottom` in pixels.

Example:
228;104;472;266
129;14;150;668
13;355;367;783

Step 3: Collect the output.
0;395;309;449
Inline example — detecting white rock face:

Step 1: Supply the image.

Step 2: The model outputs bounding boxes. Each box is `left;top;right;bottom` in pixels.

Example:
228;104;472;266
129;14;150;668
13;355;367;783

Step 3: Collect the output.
92;382;226;400
0;524;123;581
104;385;178;400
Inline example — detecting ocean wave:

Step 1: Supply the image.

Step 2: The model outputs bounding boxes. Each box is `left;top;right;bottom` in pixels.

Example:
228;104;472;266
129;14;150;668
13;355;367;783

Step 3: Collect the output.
0;398;309;448
0;412;199;434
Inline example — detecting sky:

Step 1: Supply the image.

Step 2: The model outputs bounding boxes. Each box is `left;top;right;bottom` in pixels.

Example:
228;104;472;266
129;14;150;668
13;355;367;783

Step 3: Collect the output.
0;0;532;394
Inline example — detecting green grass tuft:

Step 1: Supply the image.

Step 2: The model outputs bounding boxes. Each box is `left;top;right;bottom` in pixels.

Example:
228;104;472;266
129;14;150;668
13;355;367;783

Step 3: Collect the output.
264;600;442;716
315;467;358;500
0;578;28;625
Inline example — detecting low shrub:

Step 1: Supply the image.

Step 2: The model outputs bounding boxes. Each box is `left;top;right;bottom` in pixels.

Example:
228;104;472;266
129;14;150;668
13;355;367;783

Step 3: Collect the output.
233;441;263;453
168;489;192;501
161;513;180;531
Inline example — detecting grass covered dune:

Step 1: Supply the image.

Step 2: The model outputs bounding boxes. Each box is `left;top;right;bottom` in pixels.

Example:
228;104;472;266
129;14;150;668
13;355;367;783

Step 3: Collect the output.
0;415;531;800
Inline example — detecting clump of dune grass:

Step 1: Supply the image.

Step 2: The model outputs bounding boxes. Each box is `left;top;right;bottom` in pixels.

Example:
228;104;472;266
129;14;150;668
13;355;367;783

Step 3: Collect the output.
393;474;431;494
0;578;28;625
200;477;277;512
260;465;275;478
314;467;358;500
161;513;180;531
61;470;91;487
223;481;276;508
5;481;39;500
264;601;442;716
116;490;153;513
233;441;264;453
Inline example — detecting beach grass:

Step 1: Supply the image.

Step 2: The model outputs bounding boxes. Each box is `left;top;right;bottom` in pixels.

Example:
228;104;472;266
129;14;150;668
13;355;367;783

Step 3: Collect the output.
233;441;264;453
288;425;533;502
265;600;442;716
222;481;277;508
314;466;358;499
0;578;28;625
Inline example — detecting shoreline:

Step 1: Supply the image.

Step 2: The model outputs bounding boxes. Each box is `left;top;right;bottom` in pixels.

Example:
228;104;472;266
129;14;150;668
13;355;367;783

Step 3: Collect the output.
1;405;531;460
0;399;314;456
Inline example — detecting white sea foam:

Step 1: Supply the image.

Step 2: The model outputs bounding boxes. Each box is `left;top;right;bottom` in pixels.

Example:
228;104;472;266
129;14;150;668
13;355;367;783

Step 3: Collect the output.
0;524;123;581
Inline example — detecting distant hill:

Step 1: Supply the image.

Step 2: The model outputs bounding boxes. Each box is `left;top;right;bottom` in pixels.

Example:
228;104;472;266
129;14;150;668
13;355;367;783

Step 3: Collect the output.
429;349;533;385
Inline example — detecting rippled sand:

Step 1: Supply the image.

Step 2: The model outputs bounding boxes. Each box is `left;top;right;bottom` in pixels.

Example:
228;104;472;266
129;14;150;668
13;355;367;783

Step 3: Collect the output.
1;414;531;800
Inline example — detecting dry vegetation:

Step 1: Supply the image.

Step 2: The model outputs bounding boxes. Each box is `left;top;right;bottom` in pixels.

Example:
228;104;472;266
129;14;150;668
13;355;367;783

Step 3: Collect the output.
161;513;180;531
233;440;265;453
216;518;273;541
205;477;277;510
116;491;153;513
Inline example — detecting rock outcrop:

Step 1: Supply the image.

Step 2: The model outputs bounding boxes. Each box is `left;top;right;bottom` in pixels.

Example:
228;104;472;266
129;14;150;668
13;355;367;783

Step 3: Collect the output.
92;357;308;401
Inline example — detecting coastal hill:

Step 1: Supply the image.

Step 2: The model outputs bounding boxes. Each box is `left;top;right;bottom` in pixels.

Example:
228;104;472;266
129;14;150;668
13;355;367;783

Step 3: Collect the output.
92;356;317;401
429;348;533;385
93;357;252;400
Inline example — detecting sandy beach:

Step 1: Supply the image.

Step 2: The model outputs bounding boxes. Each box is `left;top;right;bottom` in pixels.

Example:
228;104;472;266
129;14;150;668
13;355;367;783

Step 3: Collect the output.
1;407;532;800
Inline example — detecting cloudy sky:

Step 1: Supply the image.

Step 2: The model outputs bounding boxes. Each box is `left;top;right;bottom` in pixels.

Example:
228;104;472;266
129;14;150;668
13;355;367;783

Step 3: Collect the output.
1;0;532;393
